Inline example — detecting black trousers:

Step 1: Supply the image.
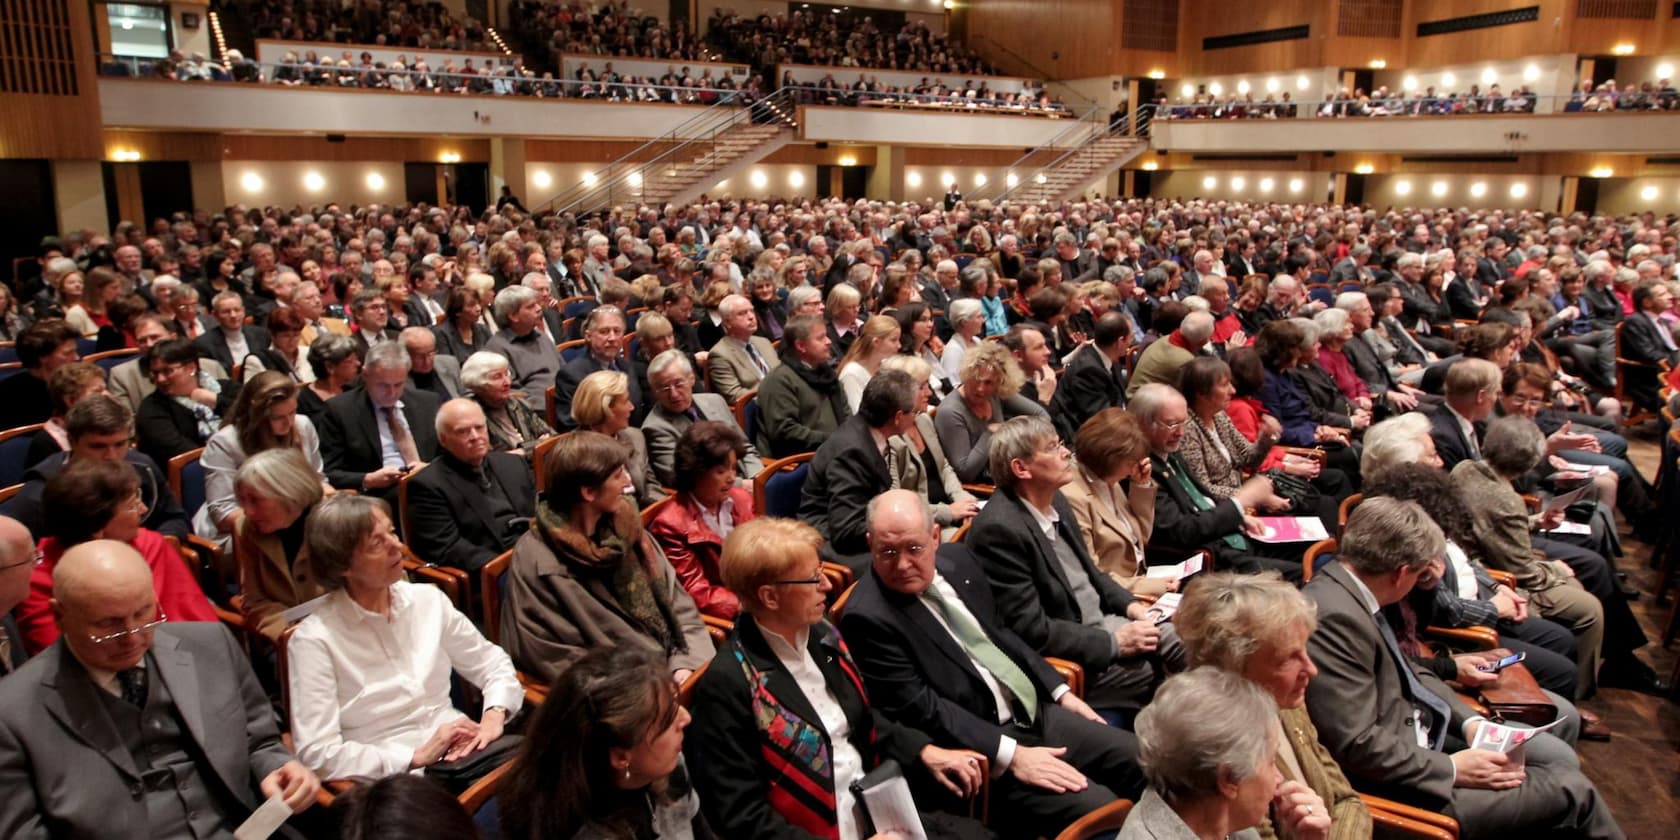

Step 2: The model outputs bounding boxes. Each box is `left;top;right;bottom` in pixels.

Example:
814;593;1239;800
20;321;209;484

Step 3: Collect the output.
1499;615;1580;699
988;704;1145;837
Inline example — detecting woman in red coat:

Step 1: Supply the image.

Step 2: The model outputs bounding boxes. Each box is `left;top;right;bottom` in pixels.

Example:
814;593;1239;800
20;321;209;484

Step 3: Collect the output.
648;421;758;620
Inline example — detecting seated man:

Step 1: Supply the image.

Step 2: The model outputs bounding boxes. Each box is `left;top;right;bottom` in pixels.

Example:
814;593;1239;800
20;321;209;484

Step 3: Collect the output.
1429;359;1500;471
1131;384;1299;581
0;516;35;671
0;540;321;837
402;326;462;401
406;399;535;572
707;294;780;403
1304;498;1623;840
552;305;640;431
641;349;764;488
318;342;440;508
1125;310;1213;400
1618;279;1680;414
798;370;916;572
757;314;847;458
841;489;1145;838
193;291;270;375
108;314;229;414
968;415;1186;714
1002;324;1058;410
1049;311;1130;443
483;285;559;413
13;395;190;539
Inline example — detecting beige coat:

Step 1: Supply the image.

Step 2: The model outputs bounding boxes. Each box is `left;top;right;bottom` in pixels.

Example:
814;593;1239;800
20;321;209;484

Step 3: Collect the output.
1061;466;1172;597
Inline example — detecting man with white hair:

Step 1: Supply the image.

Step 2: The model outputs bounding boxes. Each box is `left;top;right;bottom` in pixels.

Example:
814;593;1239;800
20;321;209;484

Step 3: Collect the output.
1050;231;1098;282
1126;310;1213;400
520;271;566;343
484;285;559;411
406;399;534;572
578;234;612;296
641;349;764;486
706;294;779;403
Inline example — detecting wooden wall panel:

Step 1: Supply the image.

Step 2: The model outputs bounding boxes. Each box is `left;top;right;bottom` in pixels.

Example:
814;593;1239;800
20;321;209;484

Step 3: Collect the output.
0;0;101;159
1180;0;1330;76
966;0;1121;80
221;136;492;162
102;131;225;162
1404;0;1571;67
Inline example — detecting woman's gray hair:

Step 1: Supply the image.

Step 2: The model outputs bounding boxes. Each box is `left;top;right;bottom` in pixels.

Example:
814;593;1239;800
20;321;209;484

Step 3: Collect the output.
1312;306;1349;336
303;493;392;591
493;285;538;325
948;297;983;323
1286;317;1319;348
234;448;324;514
785;284;823;314
1482;415;1547;477
1175;571;1317;673
1134;667;1278;804
459;350;510;392
1359;412;1432;479
987;415;1060;492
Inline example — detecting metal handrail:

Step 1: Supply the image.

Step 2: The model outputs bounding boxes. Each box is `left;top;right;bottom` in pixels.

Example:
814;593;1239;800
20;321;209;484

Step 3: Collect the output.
535;87;799;216
989;103;1115;201
781;83;1077;116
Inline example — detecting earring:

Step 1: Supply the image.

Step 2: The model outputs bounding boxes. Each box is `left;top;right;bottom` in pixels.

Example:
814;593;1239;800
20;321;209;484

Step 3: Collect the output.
623;766;633;781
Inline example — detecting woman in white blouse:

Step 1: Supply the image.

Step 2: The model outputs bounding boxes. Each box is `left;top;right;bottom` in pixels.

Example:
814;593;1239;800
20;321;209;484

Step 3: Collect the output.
836;314;901;413
287;494;525;792
939;298;986;387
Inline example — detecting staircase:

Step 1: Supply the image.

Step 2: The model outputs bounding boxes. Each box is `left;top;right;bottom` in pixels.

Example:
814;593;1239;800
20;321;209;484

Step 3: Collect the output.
535;89;799;215
1004;132;1148;204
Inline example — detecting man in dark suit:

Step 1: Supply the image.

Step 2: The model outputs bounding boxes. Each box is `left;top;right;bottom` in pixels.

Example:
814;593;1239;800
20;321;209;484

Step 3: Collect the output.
1444;262;1489;322
0;517;34;675
318;342;440;510
552;305;642;431
1132;384;1300;580
641;351;764;487
841;490;1145;837
407;399;534;572
193;290;270;374
967;415;1185;714
1340;292;1428;414
798;372;914;573
346;289;400;356
1305;498;1622;840
1049;311;1130;443
1618;280;1680;413
0;540;322;838
1429;359;1500;471
1329;244;1374;287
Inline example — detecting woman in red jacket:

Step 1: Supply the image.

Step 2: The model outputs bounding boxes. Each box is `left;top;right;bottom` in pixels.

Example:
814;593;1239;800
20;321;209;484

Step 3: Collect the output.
648;421;758;620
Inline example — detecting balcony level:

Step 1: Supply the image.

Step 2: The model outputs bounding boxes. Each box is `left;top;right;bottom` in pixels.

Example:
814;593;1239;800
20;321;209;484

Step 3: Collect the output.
1149;111;1680;154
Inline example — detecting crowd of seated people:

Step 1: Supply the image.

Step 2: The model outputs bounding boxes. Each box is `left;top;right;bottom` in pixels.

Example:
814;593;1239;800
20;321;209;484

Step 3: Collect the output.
4;186;1678;839
1156;76;1680;120
219;0;492;51
786;71;1069;116
507;0;707;65
706;7;994;76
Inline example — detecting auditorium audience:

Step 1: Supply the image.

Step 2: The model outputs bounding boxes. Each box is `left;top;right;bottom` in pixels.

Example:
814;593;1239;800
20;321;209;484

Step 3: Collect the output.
755;313;846;457
23;360;107;469
642;349;764;487
0;318;79;429
879;354;979;533
935;340;1047;484
1061;408;1173;598
319;341;440;506
300;332;364;420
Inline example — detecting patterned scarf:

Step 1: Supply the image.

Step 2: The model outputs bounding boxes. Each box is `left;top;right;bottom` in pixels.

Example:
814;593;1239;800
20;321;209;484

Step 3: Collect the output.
533;496;683;654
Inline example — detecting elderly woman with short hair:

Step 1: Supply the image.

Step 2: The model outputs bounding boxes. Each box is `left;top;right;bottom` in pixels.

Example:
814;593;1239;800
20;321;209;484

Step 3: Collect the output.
1062;407;1171;597
300;333;363;421
879;355;978;534
572;369;666;507
1176;574;1366;840
288;494;524;790
686;516;988;840
784;284;825;320
939;297;987;385
1123;667;1329;840
461;350;553;457
933;340;1047;484
498;431;713;686
233;448;328;641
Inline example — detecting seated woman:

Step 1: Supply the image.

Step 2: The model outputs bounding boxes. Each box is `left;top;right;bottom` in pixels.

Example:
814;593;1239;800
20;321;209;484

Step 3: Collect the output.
288;494;524;791
233;449;327;642
648;421;757;621
939;298;987;386
837;315;902;413
1311;308;1373;414
135;337;224;466
934;341;1047;484
879;355;978;535
1252;320;1361;488
499;647;707;840
462;350;554;457
573;370;667;508
196;371;327;546
1179;356;1350;524
1284;317;1369;433
686;516;990;840
1125;667;1327;840
894;302;951;397
1061;408;1173;598
15;458;218;654
24;360;107;469
500;431;714;686
241;307;314;384
298;334;362;422
1174;576;1363;840
433;285;492;361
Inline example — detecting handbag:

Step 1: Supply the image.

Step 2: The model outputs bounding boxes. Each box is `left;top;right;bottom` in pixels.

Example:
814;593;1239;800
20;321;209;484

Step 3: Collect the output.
1263;468;1322;514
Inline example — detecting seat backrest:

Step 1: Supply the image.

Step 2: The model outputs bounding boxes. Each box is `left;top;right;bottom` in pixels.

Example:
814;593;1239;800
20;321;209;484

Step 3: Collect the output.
0;483;20;516
0;363;22;383
167;447;207;519
828;581;859;620
479;550;515;645
1052;798;1134;840
1336;492;1362;530
84;349;141;372
0;423;45;488
753;453;814;519
396;463;428;541
1302;537;1338;582
530;433;567;492
558;338;589;363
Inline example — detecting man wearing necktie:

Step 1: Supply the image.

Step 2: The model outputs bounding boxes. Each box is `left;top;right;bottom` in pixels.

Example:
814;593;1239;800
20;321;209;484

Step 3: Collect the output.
319;342;442;520
1304;498;1624;840
706;294;780;403
553;305;643;431
1618;281;1680;414
641;351;764;488
841;491;1145;838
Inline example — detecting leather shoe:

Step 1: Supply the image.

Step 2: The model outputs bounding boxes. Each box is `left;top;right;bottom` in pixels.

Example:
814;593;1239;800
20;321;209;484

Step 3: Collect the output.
1599;657;1672;696
1579;709;1611;741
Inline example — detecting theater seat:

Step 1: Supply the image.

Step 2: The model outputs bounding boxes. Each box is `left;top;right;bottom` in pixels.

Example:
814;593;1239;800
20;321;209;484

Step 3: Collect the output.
753;452;814;519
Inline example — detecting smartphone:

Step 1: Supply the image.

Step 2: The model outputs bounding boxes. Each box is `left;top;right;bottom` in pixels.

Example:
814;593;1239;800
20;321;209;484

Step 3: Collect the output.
1478;651;1526;673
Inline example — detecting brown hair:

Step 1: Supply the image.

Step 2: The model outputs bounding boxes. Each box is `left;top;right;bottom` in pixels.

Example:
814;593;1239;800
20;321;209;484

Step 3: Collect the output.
1074;408;1151;478
42;458;140;546
47;361;106;417
541;431;629;511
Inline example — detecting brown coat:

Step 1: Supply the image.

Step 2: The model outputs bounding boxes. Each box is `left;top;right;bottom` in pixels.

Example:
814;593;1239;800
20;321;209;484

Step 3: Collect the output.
234;512;325;642
1256;705;1372;840
1452;460;1569;592
1061;465;1172;597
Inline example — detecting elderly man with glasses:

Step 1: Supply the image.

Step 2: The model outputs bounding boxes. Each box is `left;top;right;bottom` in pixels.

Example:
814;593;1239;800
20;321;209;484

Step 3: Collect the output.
640;349;764;487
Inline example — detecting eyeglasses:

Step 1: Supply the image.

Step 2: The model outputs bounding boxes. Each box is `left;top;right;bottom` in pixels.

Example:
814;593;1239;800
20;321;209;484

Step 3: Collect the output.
0;548;42;573
1155;418;1189;432
1507;396;1545;408
774;569;826;586
88;610;167;645
654;378;694;394
872;543;929;562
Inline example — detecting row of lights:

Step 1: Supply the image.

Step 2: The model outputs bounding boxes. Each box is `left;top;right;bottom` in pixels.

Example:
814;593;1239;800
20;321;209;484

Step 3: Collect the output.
1399;64;1544;92
1182;75;1313;98
1199;175;1308;195
237;171;387;193
1386;180;1525;199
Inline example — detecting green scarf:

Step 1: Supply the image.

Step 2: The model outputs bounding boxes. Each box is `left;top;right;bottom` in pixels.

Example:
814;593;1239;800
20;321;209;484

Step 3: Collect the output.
533;496;684;654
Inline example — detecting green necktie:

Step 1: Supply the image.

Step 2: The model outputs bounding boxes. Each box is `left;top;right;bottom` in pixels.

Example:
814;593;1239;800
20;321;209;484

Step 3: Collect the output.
1164;460;1250;552
925;582;1039;725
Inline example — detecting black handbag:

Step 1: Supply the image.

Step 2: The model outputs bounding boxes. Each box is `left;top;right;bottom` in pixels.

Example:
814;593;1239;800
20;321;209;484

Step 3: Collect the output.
1263;468;1322;514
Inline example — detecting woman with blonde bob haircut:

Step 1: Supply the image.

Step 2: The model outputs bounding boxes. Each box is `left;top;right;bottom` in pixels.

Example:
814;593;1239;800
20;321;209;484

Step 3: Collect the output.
572;369;666;507
934;339;1045;484
1175;571;1368;840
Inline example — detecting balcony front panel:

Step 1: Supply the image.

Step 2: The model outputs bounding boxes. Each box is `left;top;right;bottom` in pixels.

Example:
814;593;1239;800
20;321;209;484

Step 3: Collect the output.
1150;113;1680;154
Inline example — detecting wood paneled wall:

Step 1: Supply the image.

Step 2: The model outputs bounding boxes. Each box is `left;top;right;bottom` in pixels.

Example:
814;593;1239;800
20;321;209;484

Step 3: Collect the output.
0;0;102;159
965;0;1123;81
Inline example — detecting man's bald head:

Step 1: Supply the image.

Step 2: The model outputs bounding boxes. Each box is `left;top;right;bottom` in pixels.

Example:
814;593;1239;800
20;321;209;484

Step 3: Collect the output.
52;540;157;672
866;489;940;595
53;540;152;609
867;488;937;537
435;398;490;465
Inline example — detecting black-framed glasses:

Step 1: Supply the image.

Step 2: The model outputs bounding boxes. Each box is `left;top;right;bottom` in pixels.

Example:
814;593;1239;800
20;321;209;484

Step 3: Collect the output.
88;610;167;645
774;570;826;586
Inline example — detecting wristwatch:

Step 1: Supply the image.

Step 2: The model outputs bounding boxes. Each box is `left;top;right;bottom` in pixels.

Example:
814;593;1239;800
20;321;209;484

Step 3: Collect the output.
485;705;508;717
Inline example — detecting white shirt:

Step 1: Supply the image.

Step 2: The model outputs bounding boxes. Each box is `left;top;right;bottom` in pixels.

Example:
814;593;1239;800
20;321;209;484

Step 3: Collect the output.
839;361;872;414
761;626;866;840
698;495;737;541
941;335;980;385
374;398;413;468
1445;540;1479;600
287;581;524;780
221;327;250;365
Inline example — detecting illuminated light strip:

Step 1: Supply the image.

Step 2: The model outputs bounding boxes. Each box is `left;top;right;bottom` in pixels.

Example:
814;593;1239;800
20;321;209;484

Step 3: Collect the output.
209;12;228;61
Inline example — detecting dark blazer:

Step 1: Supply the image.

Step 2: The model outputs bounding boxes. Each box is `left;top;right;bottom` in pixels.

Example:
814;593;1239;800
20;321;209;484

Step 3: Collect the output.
317;385;442;490
840;544;1065;758
1618;314;1678;412
193;325;271;373
12;450;190;539
406;452;535;572
0;624;299;839
685;615;934;840
1343;335;1397;398
1048;343;1124;443
968;487;1135;674
1303;562;1474;809
431;322;490;361
1444;274;1486;321
1148;451;1248;553
1426;405;1479;472
135;390;210;467
797;415;892;557
350;327;401;357
552;353;644;431
1397;281;1445;332
1581;286;1623;332
1289;365;1353;428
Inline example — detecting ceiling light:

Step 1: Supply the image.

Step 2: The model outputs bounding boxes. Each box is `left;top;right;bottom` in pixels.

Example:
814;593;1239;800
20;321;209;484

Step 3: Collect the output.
1180;83;1195;98
1259;177;1274;193
1354;163;1374;175
1005;173;1019;188
973;172;987;187
1395;180;1413;196
1589;166;1613;178
1509;183;1528;199
1202;175;1217;190
1230;176;1246;191
788;171;805;189
1236;80;1250;95
303;172;325;192
1430;181;1448;197
1641;185;1660;201
837;154;857;167
1141;161;1159;171
1523;63;1541;82
907;171;923;188
1288;178;1304;194
581;171;599;187
1481;67;1497;85
1402;75;1418;92
1469;182;1487;198
1208;82;1223;96
1440;72;1456;88
240;172;263;192
1368;59;1386;69
1612;43;1635;56
627;171;643;188
1147;70;1165;80
530;170;551;190
1295;75;1310;90
1659;63;1676;80
1265;78;1279;93
366;172;386;191
1034;173;1048;184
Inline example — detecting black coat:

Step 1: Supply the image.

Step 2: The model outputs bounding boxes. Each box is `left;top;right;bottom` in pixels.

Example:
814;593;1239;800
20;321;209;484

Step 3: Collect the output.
193;326;271;374
11;451;190;539
797;415;891;557
317;385;441;491
405;452;535;572
1426;405;1480;472
1616;314;1677;412
1048;344;1124;443
135;390;211;467
1148;452;1248;555
552;353;644;431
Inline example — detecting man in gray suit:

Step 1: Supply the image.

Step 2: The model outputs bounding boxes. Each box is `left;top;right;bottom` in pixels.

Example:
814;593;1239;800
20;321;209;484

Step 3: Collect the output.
1304;498;1623;840
641;350;763;487
707;294;780;403
0;540;321;838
